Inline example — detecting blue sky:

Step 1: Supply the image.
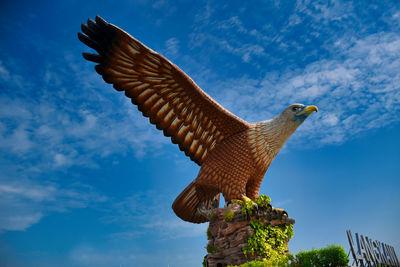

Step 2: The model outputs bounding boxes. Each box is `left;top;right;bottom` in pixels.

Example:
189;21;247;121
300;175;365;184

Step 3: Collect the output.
0;0;399;266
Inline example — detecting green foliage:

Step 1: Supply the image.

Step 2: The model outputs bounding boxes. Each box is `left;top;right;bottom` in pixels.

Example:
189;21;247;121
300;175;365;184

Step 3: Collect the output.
206;244;220;253
228;244;349;267
228;257;292;267
254;195;271;208
207;227;212;240
242;221;293;265
202;255;207;267
223;209;235;222
241;199;255;216
210;211;216;218
318;245;349;266
295;245;349;267
233;195;271;217
296;249;319;267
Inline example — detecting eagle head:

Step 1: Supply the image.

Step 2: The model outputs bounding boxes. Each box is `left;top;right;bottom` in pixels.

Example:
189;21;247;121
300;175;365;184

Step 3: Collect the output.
284;103;318;124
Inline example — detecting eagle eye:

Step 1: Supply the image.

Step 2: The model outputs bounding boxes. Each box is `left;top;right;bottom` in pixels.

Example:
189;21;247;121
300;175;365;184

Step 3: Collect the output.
292;106;299;112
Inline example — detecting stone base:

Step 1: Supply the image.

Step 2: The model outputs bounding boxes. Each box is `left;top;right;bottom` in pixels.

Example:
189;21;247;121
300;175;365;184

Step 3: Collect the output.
203;201;295;267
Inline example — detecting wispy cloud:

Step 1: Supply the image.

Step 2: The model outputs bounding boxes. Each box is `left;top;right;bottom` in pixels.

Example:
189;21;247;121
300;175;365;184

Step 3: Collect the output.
190;14;267;63
190;8;400;147
1;0;399;236
0;55;167;171
0;176;106;231
0;51;168;231
164;37;180;58
103;191;206;241
211;31;400;146
69;244;201;267
294;0;355;24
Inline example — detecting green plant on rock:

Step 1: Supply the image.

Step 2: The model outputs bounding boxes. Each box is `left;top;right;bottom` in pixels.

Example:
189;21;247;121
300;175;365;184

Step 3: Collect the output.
242;221;293;265
206;244;220;253
228;253;294;266
241;198;255;216
232;195;272;217
254;195;271;208
202;255;207;267
228;256;293;267
210;211;216;218
223;209;235;222
207;227;212;240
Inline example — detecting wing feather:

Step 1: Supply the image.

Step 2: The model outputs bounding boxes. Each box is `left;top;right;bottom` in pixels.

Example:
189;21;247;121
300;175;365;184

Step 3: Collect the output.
79;15;250;165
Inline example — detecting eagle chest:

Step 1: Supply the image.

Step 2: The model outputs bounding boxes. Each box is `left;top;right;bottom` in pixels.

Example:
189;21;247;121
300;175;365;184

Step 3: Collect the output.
200;130;267;184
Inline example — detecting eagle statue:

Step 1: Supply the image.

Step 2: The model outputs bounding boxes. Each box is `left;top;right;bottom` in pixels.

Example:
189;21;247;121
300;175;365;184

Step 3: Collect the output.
78;16;318;223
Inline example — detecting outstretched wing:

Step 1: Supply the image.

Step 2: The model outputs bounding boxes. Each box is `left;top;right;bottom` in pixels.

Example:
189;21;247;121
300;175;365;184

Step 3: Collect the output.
78;16;250;165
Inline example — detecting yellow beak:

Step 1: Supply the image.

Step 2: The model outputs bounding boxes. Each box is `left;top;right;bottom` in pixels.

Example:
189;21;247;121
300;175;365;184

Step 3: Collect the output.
297;105;318;116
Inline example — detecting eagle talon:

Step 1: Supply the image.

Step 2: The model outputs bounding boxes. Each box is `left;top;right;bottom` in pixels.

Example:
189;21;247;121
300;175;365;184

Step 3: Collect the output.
197;202;211;218
241;195;252;202
273;208;288;217
240;195;258;211
253;203;259;211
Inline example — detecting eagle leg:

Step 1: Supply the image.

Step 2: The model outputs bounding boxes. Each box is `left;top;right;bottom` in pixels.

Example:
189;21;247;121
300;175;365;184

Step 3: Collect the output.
197;202;210;218
196;193;220;218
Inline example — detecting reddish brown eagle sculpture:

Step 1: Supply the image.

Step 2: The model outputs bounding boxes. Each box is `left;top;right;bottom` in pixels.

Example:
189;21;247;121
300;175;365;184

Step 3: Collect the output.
78;16;318;223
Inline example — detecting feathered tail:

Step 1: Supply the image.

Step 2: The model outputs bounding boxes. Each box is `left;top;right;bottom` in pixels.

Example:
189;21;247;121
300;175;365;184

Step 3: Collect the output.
172;181;219;223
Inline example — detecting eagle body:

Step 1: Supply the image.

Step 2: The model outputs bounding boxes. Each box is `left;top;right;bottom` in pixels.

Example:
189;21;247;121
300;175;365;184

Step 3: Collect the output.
78;16;317;223
174;117;306;223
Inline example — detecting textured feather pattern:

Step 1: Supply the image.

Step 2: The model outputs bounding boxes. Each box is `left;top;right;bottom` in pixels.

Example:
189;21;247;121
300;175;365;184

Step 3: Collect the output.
79;16;312;224
78;16;250;165
194;128;265;202
172;181;219;223
172;120;296;223
247;123;276;168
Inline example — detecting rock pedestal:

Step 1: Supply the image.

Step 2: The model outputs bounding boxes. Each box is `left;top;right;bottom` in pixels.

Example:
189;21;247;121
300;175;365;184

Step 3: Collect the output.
202;201;295;267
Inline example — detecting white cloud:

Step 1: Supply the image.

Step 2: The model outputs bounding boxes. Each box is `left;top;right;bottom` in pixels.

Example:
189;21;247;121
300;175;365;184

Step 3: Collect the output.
0;60;10;80
0;51;173;232
1;1;399;234
0;177;106;231
294;0;354;24
0;55;168;171
164;37;179;57
190;14;268;63
104;191;206;241
208;32;400;147
321;114;339;126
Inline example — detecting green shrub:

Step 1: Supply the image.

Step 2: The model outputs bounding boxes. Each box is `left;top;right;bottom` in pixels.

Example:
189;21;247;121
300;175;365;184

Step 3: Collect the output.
319;245;349;266
296;249;319;267
295;245;349;267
